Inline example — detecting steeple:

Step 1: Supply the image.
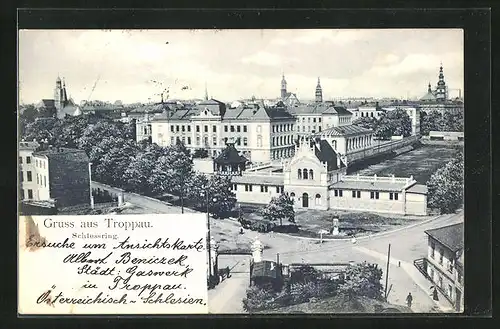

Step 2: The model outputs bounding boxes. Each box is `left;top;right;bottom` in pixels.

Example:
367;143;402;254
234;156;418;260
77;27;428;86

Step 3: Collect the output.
428;82;432;93
315;77;323;103
204;82;208;101
280;73;287;100
435;63;447;101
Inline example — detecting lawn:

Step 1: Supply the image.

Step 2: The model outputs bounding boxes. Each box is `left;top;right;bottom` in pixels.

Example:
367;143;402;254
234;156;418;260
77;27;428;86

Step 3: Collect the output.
351;144;460;184
290;209;425;239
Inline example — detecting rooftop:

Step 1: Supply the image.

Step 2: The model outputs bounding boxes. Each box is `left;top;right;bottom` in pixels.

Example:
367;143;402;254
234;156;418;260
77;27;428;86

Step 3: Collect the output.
33;147;89;162
330;179;410;192
317;125;373;137
215;143;248;165
425;222;464;252
231;174;284;186
406;184;428;194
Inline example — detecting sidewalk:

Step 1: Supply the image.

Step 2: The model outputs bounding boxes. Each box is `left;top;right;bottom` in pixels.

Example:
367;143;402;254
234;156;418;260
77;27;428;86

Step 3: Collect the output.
355;246;456;313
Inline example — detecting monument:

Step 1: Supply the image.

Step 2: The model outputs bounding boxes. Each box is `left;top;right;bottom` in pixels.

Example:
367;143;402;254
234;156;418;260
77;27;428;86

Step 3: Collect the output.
332;217;340;235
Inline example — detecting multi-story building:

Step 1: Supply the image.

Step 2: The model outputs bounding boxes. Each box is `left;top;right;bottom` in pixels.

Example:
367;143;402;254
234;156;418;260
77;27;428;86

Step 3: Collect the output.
382;105;421;136
143;99;296;164
28;146;91;208
289;104;353;137
350;105;386;119
19;141;39;201
424;222;464;312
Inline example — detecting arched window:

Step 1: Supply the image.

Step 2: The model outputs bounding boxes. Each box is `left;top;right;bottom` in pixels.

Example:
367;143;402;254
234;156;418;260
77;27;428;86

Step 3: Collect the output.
309;169;314;180
303;168;308;180
297;169;302;179
290;192;295;201
315;194;321;205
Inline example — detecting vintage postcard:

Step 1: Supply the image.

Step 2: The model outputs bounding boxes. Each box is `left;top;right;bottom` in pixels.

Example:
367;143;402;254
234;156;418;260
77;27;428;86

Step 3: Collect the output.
18;29;464;314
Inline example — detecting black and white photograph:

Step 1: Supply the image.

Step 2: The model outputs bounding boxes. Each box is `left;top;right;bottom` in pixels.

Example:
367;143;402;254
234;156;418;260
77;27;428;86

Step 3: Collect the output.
18;29;465;314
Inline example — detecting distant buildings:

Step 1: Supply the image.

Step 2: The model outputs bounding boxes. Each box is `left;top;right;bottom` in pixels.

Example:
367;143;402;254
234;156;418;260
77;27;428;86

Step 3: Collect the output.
35;76;81;119
19;144;91;208
417;65;464;114
424;222;464;312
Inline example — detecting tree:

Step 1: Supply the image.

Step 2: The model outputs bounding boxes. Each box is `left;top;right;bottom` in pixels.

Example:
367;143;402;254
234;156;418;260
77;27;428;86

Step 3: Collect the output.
420;110;443;135
375;109;412;139
122;151;157;194
260;193;295;226
77;121;125;155
22;118;63;146
186;173;236;218
193;148;209;158
427;150;464;214
338;261;384;301
92;138;138;186
149;145;194;213
352;116;378;131
441;110;464;132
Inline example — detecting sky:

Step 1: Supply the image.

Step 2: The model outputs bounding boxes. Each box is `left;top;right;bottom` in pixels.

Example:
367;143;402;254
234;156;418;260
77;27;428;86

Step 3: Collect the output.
18;29;464;104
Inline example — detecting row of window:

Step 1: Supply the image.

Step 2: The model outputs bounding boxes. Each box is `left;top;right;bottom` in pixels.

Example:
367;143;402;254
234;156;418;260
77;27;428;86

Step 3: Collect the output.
297;169;314;180
297;125;322;133
20;170;33;182
169;136;249;147
234;184;285;194
20;189;34;200
272;124;294;133
300;117;322;123
332;189;399;200
169;124;251;134
272;135;293;147
36;173;47;188
19;156;32;164
289;192;323;206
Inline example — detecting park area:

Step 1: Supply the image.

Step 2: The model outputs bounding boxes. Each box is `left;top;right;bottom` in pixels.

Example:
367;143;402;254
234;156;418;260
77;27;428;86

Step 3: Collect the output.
352;144;460;184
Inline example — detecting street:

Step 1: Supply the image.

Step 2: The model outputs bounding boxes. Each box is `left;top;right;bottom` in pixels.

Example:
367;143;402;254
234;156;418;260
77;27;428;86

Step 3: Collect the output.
208;211;463;313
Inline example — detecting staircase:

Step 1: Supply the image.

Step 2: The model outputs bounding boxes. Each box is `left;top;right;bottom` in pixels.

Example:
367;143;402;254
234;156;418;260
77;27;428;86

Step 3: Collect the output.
413;257;429;279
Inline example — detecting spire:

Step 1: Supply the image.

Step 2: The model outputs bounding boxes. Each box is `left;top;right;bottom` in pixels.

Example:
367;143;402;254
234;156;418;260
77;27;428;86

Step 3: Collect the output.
204;82;208;101
315;76;323;103
280;72;287;99
428;82;432;93
317;77;321;86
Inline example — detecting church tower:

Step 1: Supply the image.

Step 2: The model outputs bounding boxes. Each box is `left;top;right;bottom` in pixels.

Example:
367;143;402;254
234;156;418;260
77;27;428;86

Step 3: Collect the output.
54;76;68;110
428;82;432;93
435;64;447;102
204;82;209;101
315;77;323;103
281;73;287;100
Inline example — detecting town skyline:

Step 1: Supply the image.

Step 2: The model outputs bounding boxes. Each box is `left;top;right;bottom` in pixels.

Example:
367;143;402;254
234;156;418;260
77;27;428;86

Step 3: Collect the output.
19;29;464;104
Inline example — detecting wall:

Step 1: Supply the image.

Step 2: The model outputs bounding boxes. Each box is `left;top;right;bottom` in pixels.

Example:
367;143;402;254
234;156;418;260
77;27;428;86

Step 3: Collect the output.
346;135;419;165
405;192;427;216
48;153;90;208
286;185;329;210
426;237;459;305
328;189;406;214
233;183;283;205
19;149;37;200
193;158;214;174
33;155;51;201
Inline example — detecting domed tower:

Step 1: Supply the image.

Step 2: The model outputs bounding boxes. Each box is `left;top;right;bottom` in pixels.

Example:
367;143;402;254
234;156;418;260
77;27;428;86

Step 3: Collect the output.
281;73;287;100
315;77;323;103
435;63;447;101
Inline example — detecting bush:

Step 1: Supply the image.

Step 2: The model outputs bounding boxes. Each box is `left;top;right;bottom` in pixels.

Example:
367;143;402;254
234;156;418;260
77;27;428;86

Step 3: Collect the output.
242;286;279;312
272;224;299;233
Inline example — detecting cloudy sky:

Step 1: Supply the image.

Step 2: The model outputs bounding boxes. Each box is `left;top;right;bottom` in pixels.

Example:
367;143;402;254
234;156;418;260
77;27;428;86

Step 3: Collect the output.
18;29;463;104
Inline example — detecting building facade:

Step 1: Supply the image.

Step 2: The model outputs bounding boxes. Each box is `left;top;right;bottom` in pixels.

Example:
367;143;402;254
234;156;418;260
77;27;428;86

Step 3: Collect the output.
289;104;353;137
27;146;91;208
424;223;464;312
142;99;296;164
19;141;39;201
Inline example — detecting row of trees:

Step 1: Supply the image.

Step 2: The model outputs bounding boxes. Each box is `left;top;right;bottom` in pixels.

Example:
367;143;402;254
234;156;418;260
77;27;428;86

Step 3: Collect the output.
352;109;412;139
427;150;464;214
21;114;236;216
420;110;464;135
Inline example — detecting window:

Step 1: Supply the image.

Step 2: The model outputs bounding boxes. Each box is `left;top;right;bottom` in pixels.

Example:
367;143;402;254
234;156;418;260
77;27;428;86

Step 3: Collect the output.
204;136;209;145
243;137;248;146
176;125;180;132
430;268;434;280
334;189;338;197
36;159;38;167
213;126;217;133
303;168;308;179
196;125;200;133
370;191;379;199
245;184;253;192
438;276;443;288
20;189;25;200
439;249;444;265
315;194;321;205
237;125;241;132
204;125;208;133
20;171;23;182
187;126;191;132
430;242;435;258
319;127;322;132
257;125;262;133
236;138;241;146
224;125;228;132
196;137;200;146
339;190;343;197
44;176;46;187
181;125;185;132
36;174;39;185
187;137;192;145
298;169;302;179
313;118;316;123
233;184;237;191
390;192;394;200
230;125;235;132
448;284;453;298
28;189;33;199
213;137;217;146
27;171;32;182
171;125;175;132
19;156;22;164
182;137;186;144
43;161;45;169
352;191;356;198
257;136;262;147
260;185;268;193
290;192;295;201
243;125;248;132
309;169;314;180
318;118;321;123
394;193;398;200
357;191;360;198
171;136;175;145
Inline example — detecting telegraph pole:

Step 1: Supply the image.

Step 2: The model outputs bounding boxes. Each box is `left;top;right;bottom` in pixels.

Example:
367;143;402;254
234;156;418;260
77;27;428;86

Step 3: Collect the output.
384;243;391;301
